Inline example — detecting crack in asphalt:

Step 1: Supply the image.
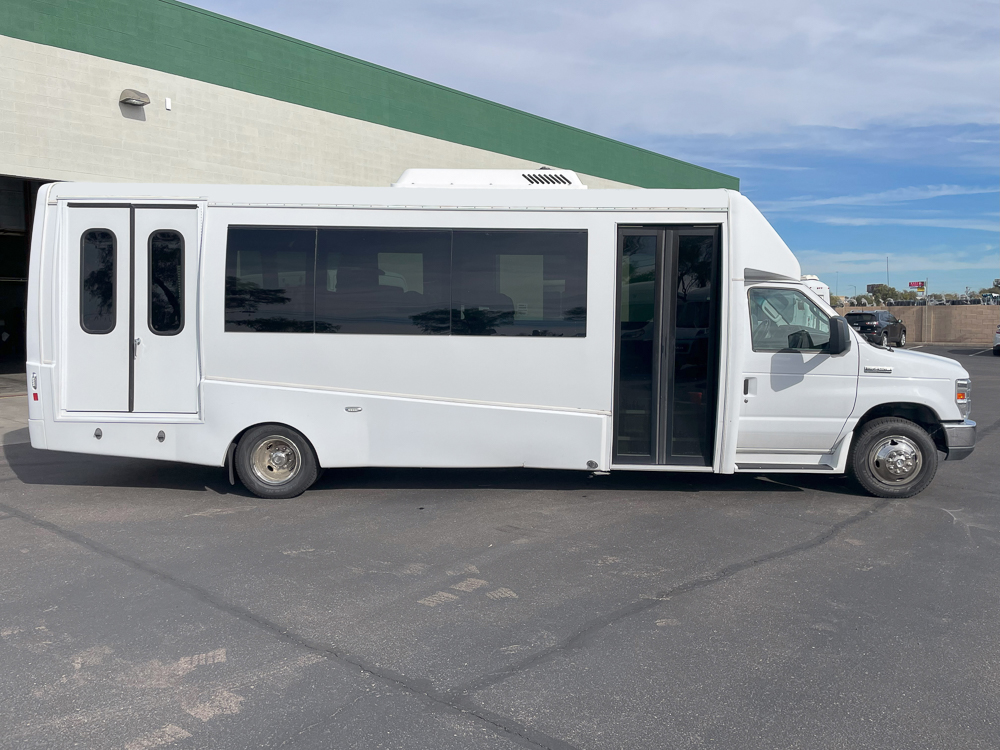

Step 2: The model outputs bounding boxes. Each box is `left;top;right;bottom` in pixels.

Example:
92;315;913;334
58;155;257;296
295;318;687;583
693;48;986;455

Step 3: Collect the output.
449;496;891;698
0;500;578;750
0;495;890;750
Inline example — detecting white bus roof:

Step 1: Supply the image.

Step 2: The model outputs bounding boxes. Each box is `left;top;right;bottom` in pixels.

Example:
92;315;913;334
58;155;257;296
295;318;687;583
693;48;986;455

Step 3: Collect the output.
46;182;733;211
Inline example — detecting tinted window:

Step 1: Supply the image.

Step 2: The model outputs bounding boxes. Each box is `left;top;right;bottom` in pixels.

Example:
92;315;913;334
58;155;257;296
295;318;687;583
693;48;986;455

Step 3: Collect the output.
225;228;316;332
845;313;876;323
451;230;587;336
670;233;717;458
616;234;658;458
316;229;451;334
750;288;831;351
149;230;184;335
80;229;116;334
224;226;588;337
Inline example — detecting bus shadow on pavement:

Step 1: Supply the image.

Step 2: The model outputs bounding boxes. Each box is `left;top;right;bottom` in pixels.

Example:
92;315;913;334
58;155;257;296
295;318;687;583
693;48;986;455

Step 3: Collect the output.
3;441;862;498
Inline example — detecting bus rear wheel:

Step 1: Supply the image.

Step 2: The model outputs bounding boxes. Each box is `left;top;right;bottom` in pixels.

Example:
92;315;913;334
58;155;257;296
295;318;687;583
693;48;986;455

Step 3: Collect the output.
847;417;937;499
235;424;318;499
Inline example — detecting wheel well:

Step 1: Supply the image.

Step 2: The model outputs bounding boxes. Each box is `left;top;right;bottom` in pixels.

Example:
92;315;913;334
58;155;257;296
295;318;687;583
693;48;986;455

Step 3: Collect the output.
853;403;946;452
224;422;319;465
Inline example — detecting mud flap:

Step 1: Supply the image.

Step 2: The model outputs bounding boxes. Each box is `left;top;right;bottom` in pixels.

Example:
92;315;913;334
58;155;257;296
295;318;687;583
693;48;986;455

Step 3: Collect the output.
226;442;236;486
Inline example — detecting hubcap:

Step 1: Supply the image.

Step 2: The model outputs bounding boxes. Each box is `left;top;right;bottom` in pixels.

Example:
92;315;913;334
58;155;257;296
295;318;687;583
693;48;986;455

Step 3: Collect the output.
250;435;301;485
868;436;921;485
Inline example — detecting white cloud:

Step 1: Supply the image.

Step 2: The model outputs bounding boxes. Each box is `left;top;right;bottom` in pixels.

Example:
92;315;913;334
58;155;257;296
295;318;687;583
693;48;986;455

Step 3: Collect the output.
800;216;999;232
795;246;999;274
190;0;999;139
759;185;1000;212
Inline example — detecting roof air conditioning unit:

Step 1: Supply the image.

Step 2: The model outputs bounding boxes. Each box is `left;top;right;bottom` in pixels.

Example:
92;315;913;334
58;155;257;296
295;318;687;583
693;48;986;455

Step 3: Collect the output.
392;169;586;189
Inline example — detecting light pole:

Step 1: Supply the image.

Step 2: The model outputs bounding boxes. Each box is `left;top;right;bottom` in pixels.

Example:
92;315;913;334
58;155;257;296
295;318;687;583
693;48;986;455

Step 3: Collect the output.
848;285;857;301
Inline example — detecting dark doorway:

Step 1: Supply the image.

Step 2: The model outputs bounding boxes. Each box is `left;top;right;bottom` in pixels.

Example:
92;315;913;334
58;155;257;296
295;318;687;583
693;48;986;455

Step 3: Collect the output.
0;176;48;373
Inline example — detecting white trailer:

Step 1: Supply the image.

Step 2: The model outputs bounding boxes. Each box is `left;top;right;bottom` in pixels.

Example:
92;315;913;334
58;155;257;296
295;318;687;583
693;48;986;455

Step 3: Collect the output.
26;171;975;499
800;275;831;304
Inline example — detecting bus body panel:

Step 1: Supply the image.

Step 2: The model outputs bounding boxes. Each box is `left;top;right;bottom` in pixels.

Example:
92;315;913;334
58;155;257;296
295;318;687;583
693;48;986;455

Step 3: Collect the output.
26;181;968;483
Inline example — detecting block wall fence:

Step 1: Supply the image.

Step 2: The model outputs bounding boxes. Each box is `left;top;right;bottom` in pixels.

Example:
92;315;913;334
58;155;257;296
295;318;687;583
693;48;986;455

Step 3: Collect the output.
834;305;999;345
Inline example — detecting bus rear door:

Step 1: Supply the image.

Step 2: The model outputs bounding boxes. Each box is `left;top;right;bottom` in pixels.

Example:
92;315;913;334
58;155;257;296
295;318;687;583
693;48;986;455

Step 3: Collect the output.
63;204;200;414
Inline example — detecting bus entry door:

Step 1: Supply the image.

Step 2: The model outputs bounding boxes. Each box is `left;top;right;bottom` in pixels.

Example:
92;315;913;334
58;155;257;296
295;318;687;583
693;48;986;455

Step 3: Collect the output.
613;226;721;466
131;207;200;413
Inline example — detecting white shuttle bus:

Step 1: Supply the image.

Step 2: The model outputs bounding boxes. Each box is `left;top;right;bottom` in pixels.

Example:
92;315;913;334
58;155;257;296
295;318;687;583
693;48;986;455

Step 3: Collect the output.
25;170;975;499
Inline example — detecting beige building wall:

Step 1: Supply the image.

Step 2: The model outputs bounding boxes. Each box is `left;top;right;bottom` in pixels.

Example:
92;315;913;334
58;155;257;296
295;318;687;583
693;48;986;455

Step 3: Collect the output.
0;35;633;189
834;305;999;345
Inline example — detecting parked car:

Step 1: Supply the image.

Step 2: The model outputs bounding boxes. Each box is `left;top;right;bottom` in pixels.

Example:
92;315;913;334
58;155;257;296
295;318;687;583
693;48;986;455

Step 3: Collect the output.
845;310;906;347
993;323;999;356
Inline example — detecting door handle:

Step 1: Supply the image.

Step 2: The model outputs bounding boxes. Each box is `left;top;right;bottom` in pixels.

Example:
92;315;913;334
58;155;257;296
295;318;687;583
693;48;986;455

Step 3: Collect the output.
133;337;141;359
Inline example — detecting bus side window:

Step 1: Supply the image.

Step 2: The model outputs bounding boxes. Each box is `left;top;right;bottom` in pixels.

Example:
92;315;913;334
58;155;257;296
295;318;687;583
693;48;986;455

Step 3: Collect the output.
80;229;116;334
224;227;316;332
315;229;451;335
451;230;587;337
749;288;830;351
149;230;184;335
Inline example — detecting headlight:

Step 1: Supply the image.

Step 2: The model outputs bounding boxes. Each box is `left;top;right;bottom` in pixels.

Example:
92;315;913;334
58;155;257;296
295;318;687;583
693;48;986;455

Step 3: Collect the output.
956;379;971;419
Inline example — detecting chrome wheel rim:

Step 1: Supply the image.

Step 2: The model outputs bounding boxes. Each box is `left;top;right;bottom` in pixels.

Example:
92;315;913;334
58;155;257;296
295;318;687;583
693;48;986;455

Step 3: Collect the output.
868;436;921;485
250;435;301;486
899;332;906;346
881;333;888;346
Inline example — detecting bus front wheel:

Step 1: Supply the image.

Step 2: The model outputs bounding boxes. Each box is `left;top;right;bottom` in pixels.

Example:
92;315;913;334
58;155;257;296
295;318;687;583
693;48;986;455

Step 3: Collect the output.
235;424;319;499
847;417;938;499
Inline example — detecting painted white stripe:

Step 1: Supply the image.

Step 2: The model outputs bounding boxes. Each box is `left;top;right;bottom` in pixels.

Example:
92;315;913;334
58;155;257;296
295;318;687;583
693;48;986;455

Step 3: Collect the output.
418;591;459;607
450;578;488;592
125;725;192;750
486;588;518;600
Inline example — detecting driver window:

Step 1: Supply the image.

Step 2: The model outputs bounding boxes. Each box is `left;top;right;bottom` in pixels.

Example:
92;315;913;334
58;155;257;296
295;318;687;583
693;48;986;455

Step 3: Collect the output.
749;288;831;351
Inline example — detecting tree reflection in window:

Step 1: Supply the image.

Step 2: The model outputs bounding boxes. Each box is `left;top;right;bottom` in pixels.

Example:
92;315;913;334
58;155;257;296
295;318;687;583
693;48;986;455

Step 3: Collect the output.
224;275;314;332
149;230;184;334
224;228;317;332
81;229;116;334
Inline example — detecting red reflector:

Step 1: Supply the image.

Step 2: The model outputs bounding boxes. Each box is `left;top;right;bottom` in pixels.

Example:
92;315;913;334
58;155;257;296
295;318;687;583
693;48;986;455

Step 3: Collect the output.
32;393;38;401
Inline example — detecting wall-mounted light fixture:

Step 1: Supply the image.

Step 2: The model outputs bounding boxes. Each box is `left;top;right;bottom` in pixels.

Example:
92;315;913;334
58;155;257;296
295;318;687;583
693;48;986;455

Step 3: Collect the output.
119;89;150;107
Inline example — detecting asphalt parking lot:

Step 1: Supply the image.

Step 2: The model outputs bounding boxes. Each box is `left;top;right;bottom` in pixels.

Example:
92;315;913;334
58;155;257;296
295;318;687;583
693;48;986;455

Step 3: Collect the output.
0;345;996;750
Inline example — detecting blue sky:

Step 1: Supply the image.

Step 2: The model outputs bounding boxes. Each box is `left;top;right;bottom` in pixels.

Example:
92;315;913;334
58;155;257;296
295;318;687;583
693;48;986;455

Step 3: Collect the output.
190;0;999;294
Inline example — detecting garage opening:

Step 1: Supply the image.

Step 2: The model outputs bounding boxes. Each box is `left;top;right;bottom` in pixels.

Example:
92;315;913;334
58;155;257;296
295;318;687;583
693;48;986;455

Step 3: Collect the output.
0;175;48;375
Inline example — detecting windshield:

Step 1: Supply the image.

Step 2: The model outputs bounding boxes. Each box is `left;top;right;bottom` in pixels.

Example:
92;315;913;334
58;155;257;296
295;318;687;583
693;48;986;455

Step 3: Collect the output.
846;313;876;323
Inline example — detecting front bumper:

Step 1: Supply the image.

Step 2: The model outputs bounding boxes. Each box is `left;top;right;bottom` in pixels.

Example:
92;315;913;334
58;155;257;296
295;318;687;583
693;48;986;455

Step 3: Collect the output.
943;420;976;461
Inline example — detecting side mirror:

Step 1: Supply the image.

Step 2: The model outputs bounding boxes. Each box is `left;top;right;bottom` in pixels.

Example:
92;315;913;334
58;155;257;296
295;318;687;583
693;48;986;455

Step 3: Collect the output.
827;316;852;355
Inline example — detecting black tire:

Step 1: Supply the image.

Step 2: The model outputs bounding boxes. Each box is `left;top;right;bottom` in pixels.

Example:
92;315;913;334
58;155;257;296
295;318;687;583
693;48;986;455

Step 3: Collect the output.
880;332;889;347
235;424;318;499
993;347;1000;357
847;417;938;499
897;330;906;347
